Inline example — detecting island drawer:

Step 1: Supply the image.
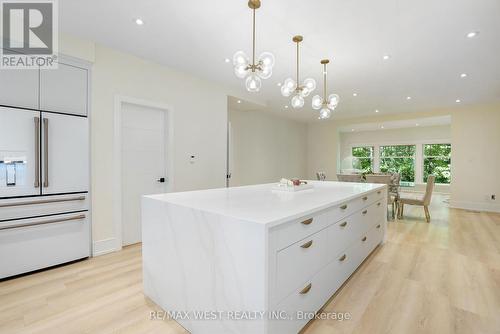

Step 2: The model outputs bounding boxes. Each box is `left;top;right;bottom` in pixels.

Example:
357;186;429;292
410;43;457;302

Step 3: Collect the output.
275;227;328;303
270;193;381;250
326;198;384;262
269;239;362;334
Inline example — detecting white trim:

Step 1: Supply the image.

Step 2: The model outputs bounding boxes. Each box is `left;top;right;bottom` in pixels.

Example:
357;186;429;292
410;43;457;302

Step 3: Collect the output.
92;238;118;256
113;95;174;250
450;200;500;213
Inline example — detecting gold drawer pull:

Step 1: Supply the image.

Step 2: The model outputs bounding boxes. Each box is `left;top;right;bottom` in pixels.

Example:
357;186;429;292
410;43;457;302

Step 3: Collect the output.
377;190;382;194
339;254;347;262
362;196;368;201
362;210;368;215
340;204;348;210
362;236;367;242
376;224;381;229
300;283;312;294
340;221;347;227
301;218;313;225
301;240;313;249
377;202;381;206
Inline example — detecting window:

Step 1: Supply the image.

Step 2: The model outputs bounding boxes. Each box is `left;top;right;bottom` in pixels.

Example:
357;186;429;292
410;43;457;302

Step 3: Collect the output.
352;146;374;173
423;144;451;184
379;145;416;185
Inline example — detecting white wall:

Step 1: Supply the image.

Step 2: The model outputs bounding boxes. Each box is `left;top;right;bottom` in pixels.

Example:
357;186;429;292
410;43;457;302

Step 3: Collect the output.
229;110;307;186
450;105;500;212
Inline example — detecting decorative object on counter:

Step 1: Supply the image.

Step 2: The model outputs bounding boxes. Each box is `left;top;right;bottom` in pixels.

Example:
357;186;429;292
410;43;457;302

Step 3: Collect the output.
316;171;326;181
312;59;340;119
280;35;316;108
272;178;313;192
233;0;275;92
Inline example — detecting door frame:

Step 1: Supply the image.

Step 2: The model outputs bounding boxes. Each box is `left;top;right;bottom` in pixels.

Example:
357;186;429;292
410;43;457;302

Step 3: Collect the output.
113;95;174;250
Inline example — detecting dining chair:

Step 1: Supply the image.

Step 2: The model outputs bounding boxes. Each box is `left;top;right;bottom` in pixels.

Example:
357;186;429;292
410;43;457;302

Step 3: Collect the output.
316;172;326;181
365;174;397;220
337;174;363;182
398;175;436;222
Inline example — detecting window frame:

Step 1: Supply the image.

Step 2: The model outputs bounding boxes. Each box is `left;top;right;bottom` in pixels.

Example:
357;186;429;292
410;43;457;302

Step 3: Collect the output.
351;146;374;174
422;143;452;184
379;144;417;185
348;139;451;187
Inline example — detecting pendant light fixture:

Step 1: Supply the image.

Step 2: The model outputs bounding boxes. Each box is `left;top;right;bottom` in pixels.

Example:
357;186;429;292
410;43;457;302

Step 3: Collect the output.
312;59;340;119
233;0;275;93
280;35;316;108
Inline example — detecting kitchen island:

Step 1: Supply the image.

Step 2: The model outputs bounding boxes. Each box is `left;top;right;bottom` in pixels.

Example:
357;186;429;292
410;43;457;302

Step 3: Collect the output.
142;181;387;334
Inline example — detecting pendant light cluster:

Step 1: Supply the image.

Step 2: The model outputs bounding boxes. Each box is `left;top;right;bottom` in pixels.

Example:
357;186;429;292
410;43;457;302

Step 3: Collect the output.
312;60;339;119
281;35;316;109
232;0;339;119
233;0;275;93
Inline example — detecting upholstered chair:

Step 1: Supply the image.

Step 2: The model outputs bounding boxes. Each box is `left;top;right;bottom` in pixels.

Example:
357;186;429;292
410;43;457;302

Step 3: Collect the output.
398;175;436;222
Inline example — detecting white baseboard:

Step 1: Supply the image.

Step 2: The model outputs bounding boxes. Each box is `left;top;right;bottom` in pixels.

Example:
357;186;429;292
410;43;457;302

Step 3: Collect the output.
449;200;500;213
92;237;119;256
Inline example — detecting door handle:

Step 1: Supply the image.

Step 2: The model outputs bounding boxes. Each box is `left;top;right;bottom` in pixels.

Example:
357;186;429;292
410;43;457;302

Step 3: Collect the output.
43;118;49;188
157;177;166;183
34;117;40;188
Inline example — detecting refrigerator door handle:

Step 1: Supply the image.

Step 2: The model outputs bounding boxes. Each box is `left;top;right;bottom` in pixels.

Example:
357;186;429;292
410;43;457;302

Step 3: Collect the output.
0;214;86;231
43;118;49;188
34;116;40;188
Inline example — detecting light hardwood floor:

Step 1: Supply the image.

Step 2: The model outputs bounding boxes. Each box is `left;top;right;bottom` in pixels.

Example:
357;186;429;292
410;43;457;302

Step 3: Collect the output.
1;195;499;334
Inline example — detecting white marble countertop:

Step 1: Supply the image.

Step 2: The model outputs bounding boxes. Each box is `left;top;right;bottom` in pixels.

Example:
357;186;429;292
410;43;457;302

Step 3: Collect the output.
145;181;385;227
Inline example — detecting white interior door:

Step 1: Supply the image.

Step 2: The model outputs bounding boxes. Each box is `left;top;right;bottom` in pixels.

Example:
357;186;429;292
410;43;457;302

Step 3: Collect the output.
121;103;168;246
0;107;40;198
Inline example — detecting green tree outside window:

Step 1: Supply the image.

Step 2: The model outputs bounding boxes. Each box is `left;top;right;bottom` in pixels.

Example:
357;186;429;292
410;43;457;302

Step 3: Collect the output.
379;145;416;184
423;144;451;184
352;146;373;174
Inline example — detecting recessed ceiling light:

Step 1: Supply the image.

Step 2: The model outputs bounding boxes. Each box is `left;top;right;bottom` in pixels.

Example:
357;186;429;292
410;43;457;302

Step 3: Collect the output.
135;18;144;25
460;73;467;78
224;58;230;63
456;99;461;103
383;54;391;60
277;82;282;87
375;109;380;113
406;96;412;100
353;93;358;97
237;100;241;104
381;125;385;129
466;31;479;38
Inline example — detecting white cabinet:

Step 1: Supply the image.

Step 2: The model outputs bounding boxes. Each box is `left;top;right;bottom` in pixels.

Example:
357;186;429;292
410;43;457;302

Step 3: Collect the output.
40;62;88;116
0;107;40;197
0;69;39;109
41;112;89;194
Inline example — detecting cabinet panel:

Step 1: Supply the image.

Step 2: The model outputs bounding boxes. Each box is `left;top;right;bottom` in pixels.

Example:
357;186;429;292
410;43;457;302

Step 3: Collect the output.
40;63;88;116
0;68;39;109
41;112;88;194
0;107;40;197
0;212;90;278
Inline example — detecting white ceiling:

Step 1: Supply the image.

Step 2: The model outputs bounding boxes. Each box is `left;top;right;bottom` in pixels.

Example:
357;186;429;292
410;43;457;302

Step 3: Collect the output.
60;0;500;122
338;116;451;132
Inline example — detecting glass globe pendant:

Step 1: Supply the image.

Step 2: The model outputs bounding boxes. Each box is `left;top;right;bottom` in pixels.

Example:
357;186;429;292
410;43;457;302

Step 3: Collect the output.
280;35;316;109
232;0;275;93
312;59;340;120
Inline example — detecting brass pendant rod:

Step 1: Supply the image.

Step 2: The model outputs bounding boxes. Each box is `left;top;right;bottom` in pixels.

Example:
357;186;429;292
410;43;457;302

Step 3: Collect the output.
252;8;256;71
296;41;300;85
323;63;327;103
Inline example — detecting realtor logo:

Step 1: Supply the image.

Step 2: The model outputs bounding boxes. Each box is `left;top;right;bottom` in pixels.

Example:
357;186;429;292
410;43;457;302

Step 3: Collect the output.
1;0;58;69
